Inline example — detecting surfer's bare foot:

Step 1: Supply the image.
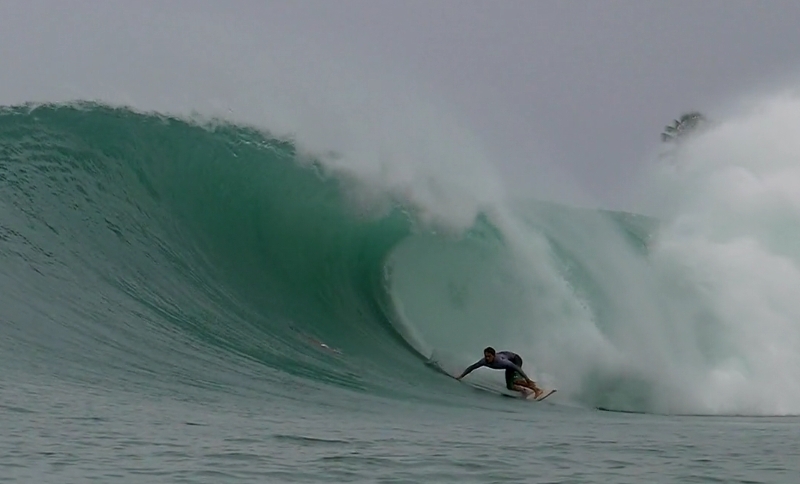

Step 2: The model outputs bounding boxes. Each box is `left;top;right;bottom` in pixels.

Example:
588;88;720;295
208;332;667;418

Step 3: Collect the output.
533;389;544;399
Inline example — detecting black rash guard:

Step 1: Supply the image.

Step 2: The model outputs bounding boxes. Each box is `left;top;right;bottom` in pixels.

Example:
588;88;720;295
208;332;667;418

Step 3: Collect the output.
459;351;529;380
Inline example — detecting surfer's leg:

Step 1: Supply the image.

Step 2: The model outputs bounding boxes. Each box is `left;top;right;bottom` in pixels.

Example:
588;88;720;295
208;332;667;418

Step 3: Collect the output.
505;370;534;397
509;356;544;398
513;378;539;391
508;356;526;391
504;369;516;390
513;373;543;399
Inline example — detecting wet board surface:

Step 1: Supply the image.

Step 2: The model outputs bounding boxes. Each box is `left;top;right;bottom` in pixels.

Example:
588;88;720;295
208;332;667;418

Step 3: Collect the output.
529;389;557;402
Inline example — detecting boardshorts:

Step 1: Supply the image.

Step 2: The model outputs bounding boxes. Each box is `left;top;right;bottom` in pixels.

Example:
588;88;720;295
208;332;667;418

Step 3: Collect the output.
504;354;525;390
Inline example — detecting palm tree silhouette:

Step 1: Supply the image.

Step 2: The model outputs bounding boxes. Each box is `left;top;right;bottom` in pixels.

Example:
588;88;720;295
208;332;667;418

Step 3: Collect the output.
661;111;707;143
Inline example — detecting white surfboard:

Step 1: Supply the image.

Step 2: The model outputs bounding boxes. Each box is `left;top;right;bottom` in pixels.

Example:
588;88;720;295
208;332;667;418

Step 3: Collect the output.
526;389;556;401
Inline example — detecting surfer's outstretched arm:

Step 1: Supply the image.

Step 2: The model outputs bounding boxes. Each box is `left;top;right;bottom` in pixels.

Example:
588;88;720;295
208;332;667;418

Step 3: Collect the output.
456;360;485;380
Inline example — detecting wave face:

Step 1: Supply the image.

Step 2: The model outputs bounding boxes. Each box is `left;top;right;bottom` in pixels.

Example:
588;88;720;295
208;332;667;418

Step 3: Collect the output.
1;100;799;416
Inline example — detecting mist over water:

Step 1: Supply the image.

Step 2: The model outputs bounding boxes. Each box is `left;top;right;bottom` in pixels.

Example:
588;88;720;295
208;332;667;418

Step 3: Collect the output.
375;91;800;416
641;93;800;414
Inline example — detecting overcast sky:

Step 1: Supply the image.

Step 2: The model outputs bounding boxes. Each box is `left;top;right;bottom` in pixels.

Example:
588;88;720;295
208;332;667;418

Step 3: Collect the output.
3;0;800;210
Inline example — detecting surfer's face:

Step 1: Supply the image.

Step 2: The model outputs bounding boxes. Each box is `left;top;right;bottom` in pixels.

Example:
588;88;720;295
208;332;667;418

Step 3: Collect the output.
484;352;494;363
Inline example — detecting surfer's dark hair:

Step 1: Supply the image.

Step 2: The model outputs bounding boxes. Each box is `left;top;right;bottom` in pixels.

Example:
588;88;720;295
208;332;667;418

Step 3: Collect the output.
483;347;496;356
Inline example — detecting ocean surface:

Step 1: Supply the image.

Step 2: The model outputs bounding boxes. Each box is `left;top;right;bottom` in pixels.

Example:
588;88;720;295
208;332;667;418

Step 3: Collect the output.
1;102;799;483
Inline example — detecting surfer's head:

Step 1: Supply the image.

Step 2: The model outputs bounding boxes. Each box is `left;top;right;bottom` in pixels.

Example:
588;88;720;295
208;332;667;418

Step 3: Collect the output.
483;346;496;362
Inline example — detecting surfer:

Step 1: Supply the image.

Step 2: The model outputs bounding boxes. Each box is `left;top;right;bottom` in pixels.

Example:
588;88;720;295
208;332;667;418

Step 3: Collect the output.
455;347;544;399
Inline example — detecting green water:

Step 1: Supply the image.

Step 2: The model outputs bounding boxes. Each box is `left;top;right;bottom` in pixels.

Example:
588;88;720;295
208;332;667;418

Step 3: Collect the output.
1;102;797;483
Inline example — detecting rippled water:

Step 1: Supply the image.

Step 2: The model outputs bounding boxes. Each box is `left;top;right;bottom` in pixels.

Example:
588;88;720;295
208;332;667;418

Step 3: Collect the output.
3;376;797;483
